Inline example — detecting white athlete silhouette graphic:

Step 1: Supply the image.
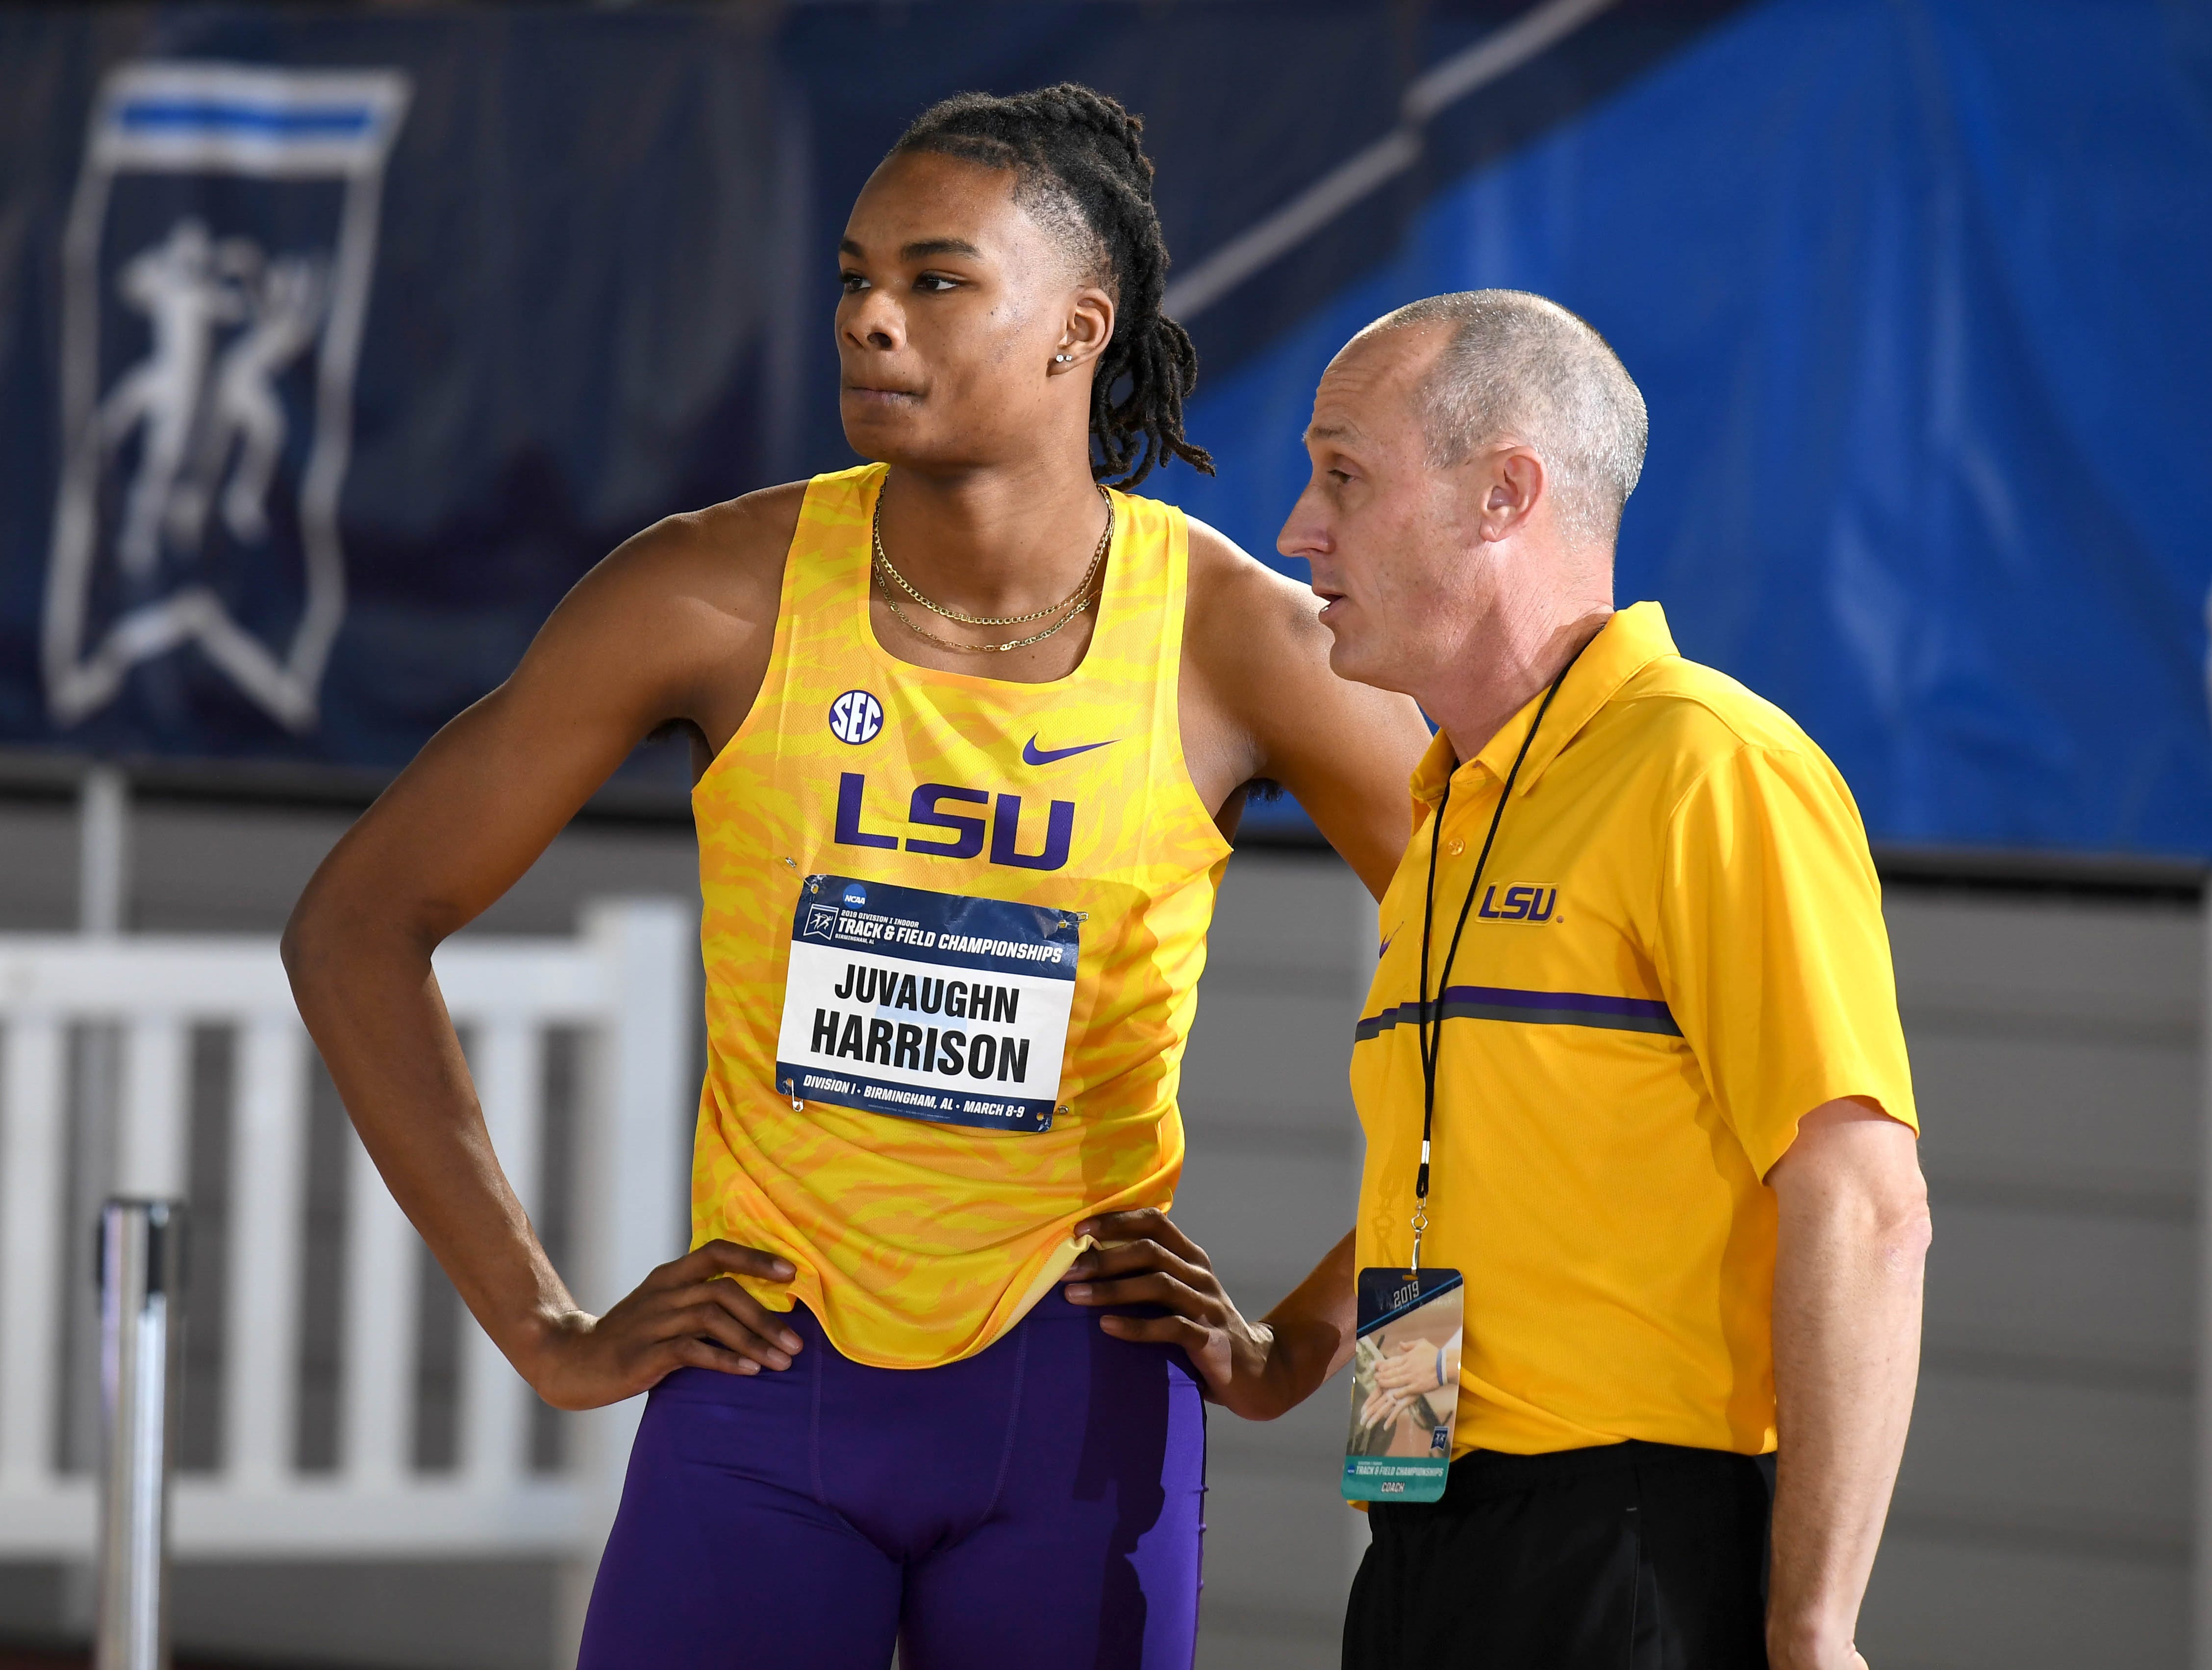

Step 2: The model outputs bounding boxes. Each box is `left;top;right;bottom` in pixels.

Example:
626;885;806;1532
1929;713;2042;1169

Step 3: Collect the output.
176;246;330;549
98;216;328;574
45;62;409;734
99;218;242;576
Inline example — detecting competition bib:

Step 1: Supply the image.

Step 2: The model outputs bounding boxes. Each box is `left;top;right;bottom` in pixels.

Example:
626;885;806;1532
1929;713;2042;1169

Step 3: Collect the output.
775;874;1080;1134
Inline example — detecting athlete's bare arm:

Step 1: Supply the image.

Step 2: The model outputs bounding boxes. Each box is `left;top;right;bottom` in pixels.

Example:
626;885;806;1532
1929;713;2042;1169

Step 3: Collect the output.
1179;518;1430;901
283;485;812;1413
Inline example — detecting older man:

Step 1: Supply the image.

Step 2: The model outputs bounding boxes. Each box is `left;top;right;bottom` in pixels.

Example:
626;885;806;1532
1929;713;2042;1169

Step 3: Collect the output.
1063;291;1927;1670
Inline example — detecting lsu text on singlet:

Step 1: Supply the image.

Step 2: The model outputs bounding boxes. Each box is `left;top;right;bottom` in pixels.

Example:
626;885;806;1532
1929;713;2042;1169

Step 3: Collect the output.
690;465;1232;1369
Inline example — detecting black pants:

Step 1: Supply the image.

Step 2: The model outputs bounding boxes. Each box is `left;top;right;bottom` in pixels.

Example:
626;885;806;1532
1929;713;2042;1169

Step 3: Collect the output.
1342;1441;1775;1670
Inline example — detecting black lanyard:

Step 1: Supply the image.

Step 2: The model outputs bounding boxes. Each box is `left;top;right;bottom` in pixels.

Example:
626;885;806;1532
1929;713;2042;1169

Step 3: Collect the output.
1409;648;1584;1270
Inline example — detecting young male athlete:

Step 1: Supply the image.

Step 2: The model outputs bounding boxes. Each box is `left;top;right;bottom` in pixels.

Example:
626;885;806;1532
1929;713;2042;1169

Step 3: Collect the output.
283;85;1428;1669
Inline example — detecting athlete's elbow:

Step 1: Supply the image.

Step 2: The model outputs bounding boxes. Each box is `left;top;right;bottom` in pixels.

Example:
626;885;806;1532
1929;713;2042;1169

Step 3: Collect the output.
281;876;357;1004
282;863;435;1006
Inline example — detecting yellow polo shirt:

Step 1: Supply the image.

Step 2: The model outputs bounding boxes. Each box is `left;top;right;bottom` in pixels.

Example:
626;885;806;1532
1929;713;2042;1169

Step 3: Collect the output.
1350;602;1916;1459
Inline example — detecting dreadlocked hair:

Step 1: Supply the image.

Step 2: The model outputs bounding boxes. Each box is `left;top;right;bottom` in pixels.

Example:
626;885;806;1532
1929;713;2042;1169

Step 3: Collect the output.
892;83;1215;490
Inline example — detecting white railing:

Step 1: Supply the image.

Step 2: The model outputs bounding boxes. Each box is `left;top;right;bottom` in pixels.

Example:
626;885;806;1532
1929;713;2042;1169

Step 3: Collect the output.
0;899;692;1559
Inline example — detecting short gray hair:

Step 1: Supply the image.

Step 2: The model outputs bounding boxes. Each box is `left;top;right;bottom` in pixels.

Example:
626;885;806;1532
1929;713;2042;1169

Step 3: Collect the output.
1364;289;1647;545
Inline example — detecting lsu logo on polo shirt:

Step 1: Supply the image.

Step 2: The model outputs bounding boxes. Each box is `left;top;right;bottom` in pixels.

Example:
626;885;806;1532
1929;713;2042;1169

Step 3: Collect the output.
1477;883;1559;923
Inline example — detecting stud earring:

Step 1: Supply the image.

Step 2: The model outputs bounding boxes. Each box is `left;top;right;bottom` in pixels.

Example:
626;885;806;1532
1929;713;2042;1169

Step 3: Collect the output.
1054;353;1073;362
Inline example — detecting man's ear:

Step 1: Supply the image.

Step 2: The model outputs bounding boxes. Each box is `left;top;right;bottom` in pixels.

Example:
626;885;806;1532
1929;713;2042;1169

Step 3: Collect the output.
1475;447;1544;542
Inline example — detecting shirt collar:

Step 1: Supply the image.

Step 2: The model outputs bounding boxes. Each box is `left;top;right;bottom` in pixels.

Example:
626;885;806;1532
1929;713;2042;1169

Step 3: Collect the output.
1409;602;1680;810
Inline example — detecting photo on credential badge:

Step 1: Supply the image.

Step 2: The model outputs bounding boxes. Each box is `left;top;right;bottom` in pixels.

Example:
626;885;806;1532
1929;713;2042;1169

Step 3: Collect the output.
1342;1265;1465;1504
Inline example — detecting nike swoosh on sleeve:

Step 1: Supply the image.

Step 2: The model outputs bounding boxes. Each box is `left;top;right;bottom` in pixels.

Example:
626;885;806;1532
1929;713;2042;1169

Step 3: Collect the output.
1023;735;1116;766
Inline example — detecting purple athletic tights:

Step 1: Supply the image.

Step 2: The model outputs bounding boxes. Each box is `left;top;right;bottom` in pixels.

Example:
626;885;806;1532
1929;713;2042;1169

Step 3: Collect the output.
577;1287;1207;1669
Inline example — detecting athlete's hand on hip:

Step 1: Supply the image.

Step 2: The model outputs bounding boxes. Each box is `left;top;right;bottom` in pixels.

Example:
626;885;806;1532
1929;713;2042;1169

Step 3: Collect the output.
1062;1208;1284;1419
523;1240;803;1411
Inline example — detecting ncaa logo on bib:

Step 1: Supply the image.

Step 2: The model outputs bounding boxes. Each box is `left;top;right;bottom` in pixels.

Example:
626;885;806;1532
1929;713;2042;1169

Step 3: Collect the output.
828;689;884;745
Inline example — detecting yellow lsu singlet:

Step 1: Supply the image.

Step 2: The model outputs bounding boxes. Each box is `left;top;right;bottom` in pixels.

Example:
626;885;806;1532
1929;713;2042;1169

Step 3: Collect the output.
689;464;1233;1369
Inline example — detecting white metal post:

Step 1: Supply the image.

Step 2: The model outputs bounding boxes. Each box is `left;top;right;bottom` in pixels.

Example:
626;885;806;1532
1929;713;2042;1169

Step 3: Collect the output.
224;1016;307;1491
116;1019;189;1200
0;1018;66;1493
96;1198;184;1670
79;764;129;937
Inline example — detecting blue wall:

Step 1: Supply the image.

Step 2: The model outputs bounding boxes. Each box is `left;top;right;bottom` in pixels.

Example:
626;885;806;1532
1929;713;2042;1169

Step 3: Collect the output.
4;0;2209;854
1158;0;2212;856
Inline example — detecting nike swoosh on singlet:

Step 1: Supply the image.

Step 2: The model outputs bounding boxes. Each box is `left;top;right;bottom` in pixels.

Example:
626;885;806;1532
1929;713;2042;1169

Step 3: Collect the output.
1022;735;1116;766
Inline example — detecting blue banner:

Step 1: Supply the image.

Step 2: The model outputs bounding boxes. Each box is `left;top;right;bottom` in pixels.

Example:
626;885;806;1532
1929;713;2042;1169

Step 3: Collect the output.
3;2;2208;856
0;9;808;775
1159;0;2212;859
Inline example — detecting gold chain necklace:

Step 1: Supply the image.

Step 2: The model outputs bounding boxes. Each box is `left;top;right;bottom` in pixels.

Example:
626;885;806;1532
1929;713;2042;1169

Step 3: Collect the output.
871;485;1113;654
878;584;1098;655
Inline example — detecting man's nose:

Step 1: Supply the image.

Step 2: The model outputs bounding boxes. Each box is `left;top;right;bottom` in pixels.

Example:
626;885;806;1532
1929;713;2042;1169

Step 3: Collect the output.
1278;480;1330;561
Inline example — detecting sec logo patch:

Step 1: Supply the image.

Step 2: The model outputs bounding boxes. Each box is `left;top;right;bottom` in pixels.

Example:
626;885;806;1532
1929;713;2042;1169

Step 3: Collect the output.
828;689;884;745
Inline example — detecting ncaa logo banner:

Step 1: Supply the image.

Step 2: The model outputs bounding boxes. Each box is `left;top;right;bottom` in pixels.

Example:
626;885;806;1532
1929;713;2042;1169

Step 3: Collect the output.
46;62;409;734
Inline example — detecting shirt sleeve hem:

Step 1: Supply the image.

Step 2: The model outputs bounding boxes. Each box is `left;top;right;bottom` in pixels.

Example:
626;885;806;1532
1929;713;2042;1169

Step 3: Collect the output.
1745;1079;1919;1182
